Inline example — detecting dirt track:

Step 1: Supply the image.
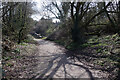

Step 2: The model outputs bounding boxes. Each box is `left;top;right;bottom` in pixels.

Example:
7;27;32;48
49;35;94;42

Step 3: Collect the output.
29;39;109;79
4;39;109;79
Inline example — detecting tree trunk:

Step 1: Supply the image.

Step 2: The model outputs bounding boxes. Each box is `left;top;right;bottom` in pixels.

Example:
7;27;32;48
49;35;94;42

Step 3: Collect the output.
72;16;79;43
18;28;23;44
71;2;84;44
118;2;120;80
118;1;120;33
18;3;27;44
104;2;116;33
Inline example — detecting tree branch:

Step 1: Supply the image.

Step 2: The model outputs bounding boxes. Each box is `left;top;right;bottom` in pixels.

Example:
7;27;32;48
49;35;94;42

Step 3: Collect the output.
85;2;112;27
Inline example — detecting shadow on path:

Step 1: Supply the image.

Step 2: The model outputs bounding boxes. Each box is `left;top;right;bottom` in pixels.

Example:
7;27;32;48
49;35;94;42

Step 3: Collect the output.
30;51;95;80
28;39;109;79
